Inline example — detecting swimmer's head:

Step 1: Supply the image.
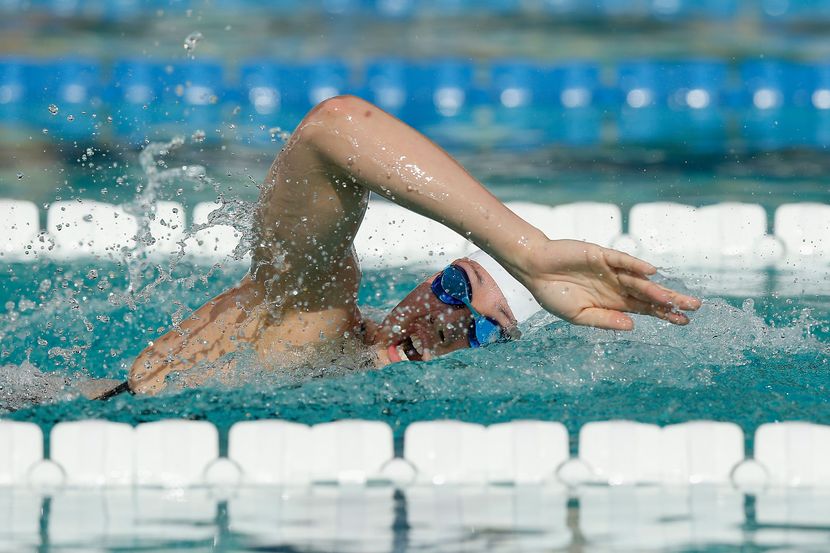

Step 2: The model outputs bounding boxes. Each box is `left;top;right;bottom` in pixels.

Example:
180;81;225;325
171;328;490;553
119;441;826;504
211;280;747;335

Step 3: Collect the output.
372;252;540;364
466;250;542;324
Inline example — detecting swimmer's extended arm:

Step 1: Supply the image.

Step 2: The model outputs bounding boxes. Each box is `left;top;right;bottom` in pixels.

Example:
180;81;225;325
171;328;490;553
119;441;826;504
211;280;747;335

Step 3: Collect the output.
263;95;699;329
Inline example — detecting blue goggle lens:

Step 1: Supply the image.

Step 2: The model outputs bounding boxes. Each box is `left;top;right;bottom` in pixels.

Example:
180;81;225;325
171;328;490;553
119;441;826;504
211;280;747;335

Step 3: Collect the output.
469;316;502;348
431;265;505;348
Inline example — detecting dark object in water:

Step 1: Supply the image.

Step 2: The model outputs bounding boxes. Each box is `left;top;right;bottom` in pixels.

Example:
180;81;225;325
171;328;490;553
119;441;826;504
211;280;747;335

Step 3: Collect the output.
93;380;134;401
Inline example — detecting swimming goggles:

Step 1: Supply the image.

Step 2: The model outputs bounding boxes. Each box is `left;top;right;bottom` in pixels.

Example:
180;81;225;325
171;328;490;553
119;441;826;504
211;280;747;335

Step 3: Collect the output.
431;264;506;348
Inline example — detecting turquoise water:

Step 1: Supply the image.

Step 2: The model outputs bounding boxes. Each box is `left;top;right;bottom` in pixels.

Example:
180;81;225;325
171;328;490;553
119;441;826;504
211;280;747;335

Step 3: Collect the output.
10;484;825;552
2;257;827;455
1;9;830;553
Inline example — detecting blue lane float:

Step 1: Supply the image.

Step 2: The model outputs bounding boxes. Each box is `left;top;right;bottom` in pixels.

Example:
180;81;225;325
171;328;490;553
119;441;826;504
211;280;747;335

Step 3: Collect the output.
613;59;728;151
28;59;102;141
4;57;830;150
7;0;747;21
238;59;352;144
109;60;226;145
738;60;815;150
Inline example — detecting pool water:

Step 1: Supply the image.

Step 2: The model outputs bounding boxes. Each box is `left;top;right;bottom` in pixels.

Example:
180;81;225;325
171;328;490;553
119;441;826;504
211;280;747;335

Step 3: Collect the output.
2;3;830;551
1;257;827;453
1;260;829;551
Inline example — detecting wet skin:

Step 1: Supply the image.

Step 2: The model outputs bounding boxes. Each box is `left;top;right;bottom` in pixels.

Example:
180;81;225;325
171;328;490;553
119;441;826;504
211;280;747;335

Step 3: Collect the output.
127;95;701;395
374;258;519;364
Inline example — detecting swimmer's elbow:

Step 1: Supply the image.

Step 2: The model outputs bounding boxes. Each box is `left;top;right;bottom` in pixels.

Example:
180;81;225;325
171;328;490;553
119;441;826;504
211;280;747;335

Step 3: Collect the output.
307;94;370;122
299;95;372;144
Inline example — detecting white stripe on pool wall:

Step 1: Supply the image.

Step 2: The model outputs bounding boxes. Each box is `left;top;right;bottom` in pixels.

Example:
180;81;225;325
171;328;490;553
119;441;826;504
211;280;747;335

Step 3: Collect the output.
0;200;827;272
2;419;830;489
0;200;39;262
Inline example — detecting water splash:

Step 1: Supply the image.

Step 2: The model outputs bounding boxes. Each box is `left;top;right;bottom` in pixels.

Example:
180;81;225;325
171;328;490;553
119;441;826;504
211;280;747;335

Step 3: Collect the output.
119;137;255;302
183;31;203;58
0;361;72;414
0;136;258;381
512;292;829;391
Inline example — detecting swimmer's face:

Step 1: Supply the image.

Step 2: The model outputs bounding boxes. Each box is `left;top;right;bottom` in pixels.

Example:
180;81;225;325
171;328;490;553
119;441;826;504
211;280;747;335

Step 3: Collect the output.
375;258;519;364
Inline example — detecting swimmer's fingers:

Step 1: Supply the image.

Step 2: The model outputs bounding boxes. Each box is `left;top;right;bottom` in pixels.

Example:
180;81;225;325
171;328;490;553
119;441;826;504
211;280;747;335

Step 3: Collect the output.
571;308;634;331
571;302;689;330
621;297;692;325
617;271;701;311
603;249;657;277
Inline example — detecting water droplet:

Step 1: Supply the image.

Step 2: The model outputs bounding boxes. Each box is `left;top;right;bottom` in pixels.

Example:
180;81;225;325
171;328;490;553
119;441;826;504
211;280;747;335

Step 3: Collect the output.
16;172;23;179
191;129;206;142
183;31;203;56
392;324;402;333
48;104;59;115
66;114;75;122
41;128;48;135
85;147;94;156
86;269;98;280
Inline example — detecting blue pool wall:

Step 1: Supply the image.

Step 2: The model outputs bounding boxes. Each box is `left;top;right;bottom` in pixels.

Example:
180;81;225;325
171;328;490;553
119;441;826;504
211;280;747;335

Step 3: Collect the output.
7;0;830;24
4;56;830;150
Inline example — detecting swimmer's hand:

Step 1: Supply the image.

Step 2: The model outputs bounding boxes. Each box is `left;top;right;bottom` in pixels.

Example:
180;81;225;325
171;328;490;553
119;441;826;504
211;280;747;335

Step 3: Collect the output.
517;239;701;330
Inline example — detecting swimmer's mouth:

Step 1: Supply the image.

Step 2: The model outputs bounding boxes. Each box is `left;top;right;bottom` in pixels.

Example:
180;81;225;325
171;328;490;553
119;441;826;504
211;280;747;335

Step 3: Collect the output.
387;336;424;362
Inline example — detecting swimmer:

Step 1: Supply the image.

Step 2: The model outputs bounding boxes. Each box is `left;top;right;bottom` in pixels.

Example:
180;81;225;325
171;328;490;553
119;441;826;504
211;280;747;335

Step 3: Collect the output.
96;95;701;398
